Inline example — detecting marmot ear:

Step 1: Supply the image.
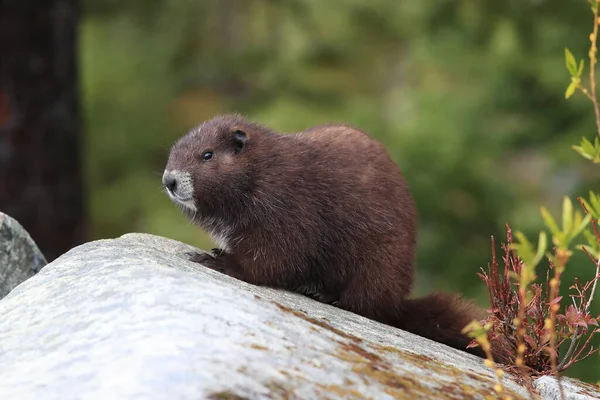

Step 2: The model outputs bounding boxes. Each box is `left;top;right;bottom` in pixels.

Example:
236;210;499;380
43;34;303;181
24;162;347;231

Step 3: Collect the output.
232;130;247;154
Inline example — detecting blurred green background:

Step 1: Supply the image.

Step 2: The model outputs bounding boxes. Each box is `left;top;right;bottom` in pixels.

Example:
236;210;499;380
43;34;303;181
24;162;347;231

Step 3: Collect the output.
82;0;600;382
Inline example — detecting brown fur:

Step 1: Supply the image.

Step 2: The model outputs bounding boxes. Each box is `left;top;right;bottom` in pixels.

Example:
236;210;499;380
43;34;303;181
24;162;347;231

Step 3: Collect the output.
164;114;488;359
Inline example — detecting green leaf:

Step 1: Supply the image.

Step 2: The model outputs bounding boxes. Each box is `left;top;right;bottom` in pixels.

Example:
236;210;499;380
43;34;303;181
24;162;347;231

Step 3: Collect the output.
583;229;600;251
565;81;577;99
579;243;593;254
541;206;560;235
508;270;520;282
580;197;595;219
573;213;592;238
578;59;585;77
512;230;546;272
590;191;599;206
589;191;600;217
574;137;600;162
565;48;578;76
462;320;489;337
571;212;591;239
582;137;596;155
562;196;573;239
581;196;592;209
590;0;599;13
532;231;548;267
512;231;534;263
521;264;537;287
579;243;600;260
573;145;594;160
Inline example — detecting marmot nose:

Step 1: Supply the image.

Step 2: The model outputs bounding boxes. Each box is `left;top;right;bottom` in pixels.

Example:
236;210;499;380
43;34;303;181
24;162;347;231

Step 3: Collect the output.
162;172;178;193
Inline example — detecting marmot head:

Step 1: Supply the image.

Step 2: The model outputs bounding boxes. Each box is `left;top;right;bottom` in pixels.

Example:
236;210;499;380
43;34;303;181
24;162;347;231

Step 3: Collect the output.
162;114;263;220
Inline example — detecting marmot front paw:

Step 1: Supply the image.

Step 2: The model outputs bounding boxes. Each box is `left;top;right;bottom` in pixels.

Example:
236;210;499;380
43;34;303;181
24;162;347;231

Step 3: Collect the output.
187;251;223;272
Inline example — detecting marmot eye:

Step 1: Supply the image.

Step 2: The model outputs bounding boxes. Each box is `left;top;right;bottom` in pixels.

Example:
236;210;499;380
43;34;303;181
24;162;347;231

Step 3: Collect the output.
201;151;214;161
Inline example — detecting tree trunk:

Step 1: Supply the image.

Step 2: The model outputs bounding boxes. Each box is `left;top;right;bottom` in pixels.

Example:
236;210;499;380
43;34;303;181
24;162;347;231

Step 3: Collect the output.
0;0;84;262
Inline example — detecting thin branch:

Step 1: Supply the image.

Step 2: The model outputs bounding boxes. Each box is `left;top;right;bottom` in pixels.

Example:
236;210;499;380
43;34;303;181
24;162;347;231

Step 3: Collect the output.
585;257;600;311
589;4;600;140
579;85;596;102
560;331;599;372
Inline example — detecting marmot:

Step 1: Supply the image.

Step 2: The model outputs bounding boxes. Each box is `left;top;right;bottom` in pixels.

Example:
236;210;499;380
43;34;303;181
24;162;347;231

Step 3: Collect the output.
163;114;488;359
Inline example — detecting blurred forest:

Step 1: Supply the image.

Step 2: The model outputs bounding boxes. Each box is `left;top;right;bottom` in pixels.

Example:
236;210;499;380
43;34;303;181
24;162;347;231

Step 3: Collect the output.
81;0;600;381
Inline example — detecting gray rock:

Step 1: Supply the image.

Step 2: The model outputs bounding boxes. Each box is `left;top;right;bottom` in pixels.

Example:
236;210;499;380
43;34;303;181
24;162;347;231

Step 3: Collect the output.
0;212;46;300
534;376;600;400
0;232;597;400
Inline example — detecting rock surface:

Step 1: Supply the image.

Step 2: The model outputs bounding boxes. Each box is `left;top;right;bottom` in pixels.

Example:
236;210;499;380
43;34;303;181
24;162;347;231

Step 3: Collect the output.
0;232;597;400
535;376;600;400
0;211;46;300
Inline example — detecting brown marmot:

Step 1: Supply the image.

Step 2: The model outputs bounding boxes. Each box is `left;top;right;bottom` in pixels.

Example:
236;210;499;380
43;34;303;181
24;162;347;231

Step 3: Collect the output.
163;114;488;359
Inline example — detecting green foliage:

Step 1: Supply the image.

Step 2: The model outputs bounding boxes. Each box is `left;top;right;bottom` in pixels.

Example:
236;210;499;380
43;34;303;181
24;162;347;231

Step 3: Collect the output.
512;230;547;271
573;136;600;162
82;0;600;382
579;192;600;260
509;195;591;305
564;48;584;99
475;0;600;382
540;197;590;256
581;191;600;220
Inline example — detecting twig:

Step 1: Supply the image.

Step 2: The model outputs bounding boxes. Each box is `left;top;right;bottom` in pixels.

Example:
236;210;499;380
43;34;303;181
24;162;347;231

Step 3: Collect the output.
560;333;599;371
585;257;600;310
545;251;565;400
589;2;600;139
